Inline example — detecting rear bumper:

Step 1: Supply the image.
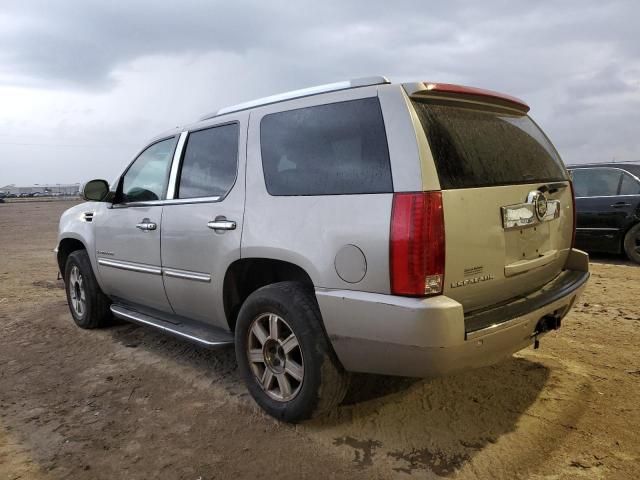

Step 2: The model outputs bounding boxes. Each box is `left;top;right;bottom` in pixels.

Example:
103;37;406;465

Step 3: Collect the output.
316;249;589;378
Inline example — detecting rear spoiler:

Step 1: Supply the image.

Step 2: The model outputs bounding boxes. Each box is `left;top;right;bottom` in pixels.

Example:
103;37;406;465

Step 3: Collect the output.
403;82;530;114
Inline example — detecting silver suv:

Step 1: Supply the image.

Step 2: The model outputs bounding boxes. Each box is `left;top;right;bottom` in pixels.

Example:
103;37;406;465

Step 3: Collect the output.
56;76;590;422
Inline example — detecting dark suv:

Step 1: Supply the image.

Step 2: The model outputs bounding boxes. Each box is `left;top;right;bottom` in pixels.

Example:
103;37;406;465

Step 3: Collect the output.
568;162;640;263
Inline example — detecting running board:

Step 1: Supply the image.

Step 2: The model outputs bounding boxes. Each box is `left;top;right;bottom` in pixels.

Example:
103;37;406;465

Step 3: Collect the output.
110;305;233;348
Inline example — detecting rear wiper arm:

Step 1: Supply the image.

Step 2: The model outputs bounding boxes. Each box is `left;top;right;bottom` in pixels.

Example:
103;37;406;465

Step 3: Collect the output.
538;182;568;194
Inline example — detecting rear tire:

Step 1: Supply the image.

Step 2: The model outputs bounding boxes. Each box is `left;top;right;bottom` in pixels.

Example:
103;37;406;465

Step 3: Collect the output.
64;250;112;329
623;223;640;264
235;281;349;423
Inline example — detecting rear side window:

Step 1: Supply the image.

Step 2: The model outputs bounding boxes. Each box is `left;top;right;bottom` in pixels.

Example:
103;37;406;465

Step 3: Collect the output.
571;168;621;197
260;98;392;196
177;123;239;199
412;102;568;189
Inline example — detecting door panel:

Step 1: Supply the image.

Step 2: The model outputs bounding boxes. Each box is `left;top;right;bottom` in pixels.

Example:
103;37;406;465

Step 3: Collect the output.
161;200;243;327
95;205;172;312
95;136;179;312
571;167;634;253
160;119;246;329
575;197;623;252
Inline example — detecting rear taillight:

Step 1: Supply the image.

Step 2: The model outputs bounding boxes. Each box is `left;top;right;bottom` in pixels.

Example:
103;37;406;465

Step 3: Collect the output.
390;192;445;296
569;180;577;248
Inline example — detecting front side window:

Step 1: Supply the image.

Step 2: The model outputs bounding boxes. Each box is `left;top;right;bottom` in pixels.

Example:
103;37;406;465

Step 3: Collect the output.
177;123;239;199
121;137;177;202
571;168;621;197
260;98;392;196
620;171;640;195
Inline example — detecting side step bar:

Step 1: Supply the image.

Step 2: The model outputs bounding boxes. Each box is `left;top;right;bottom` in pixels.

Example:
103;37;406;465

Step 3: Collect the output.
110;304;233;348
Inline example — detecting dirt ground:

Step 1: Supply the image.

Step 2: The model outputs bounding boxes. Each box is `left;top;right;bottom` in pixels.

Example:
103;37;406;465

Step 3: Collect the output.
1;201;639;480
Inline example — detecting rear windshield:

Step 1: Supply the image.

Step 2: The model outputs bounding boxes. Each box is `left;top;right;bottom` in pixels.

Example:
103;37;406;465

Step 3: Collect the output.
412;101;568;189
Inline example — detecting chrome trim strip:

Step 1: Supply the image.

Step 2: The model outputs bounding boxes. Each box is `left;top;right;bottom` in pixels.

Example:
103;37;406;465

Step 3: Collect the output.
163;268;211;283
501;199;560;230
97;258;162;275
575;195;639;199
576;227;619;231
466;315;531;341
113;196;222;208
167;131;188;200
110;305;230;347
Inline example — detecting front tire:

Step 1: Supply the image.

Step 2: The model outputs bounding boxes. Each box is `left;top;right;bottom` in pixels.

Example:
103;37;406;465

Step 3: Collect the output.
235;281;349;423
623;223;640;264
64;250;112;329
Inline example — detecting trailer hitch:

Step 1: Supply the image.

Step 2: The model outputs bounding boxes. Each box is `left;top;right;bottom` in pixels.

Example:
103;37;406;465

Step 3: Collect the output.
531;313;563;349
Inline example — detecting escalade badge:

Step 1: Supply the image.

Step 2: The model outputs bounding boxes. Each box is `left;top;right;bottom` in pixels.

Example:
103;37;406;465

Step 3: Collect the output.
450;274;495;288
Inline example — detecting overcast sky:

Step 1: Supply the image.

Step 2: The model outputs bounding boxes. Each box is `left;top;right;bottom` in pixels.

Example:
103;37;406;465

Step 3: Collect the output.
0;0;638;186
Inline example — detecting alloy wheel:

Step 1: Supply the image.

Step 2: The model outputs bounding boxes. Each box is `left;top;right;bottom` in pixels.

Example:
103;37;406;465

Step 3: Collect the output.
69;265;86;317
247;313;304;402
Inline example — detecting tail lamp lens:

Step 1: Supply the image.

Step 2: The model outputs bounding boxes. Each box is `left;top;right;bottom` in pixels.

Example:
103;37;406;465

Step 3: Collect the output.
390;192;445;296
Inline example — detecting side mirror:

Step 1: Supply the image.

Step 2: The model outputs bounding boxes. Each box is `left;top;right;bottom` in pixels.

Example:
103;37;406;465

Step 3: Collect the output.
82;179;110;201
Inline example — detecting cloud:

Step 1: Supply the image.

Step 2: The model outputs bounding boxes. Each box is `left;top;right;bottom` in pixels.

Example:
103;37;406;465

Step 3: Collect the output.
0;0;639;185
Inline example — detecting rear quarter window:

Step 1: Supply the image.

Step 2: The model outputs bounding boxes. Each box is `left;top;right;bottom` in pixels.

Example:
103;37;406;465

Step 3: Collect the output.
620;171;640;195
260;98;392;196
412;101;568;189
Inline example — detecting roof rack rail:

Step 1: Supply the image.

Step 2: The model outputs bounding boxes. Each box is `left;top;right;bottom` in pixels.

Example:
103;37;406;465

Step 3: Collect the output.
200;76;390;120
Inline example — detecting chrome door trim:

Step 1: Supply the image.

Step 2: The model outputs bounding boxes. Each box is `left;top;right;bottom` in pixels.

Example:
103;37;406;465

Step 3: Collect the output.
163;268;212;283
112;196;222;208
575;227;619;231
97;258;162;275
166;131;188;200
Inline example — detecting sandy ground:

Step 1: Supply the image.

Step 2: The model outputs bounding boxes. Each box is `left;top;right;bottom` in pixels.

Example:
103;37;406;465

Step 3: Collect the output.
0;200;639;480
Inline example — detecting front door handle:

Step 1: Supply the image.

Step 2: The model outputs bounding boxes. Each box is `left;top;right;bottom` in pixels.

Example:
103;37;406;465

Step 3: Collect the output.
136;218;157;231
611;202;631;208
207;218;236;231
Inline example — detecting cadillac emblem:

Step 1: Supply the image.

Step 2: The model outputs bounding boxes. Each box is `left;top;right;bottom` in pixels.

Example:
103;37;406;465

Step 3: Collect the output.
533;192;548;221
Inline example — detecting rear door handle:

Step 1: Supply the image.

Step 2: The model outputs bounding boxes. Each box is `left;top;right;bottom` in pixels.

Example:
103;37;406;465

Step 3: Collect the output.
136;218;157;231
611;202;631;208
207;219;236;231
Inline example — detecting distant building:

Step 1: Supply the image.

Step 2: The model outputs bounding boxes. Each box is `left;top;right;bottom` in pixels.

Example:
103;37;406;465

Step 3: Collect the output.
0;183;80;195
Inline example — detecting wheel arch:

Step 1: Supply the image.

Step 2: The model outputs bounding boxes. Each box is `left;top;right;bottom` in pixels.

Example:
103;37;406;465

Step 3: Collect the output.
622;220;640;262
223;258;316;332
57;236;88;276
